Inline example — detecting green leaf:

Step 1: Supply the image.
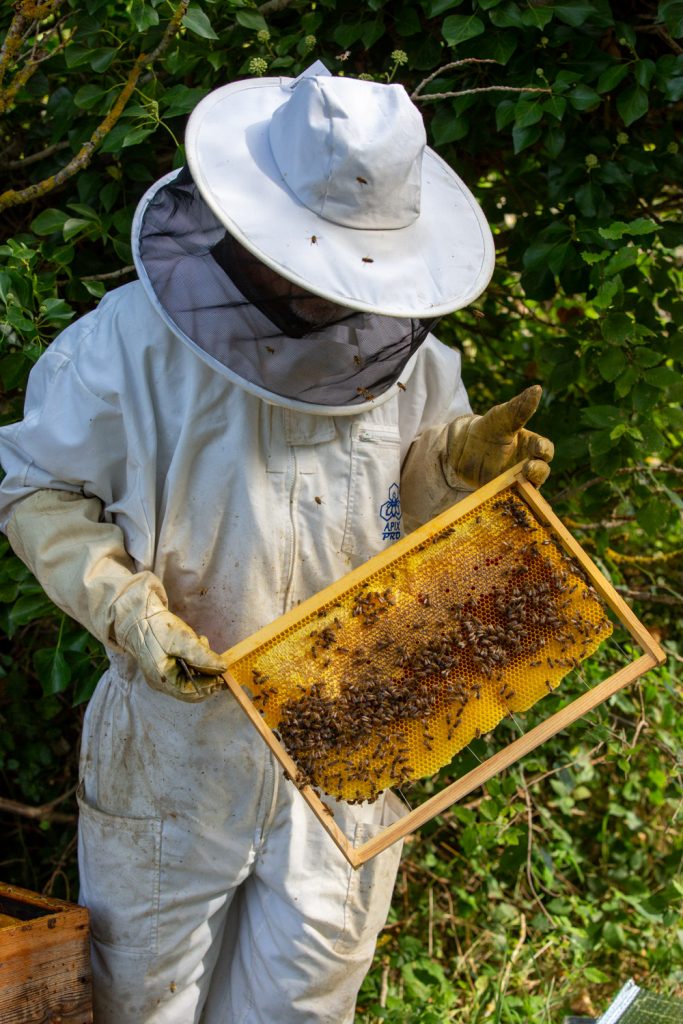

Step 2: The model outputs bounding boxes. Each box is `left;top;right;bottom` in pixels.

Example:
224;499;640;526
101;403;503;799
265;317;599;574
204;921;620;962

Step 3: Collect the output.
121;125;156;148
544;126;565;158
599;161;631;186
40;297;74;325
162;85;207;118
182;5;219;39
431;108;469;145
63;217;93;241
131;0;159;31
597;348;627;382
393;6;421;34
631;381;660;413
83;279;106;298
34;648;71;696
644;365;680;388
523;228;572;275
425;0;465;16
73;84;109;110
599;218;658;239
442;14;485;46
664;404;683;430
605;245;638;277
235;8;268;31
7;593;55;635
581;405;623;429
581;251;609;265
495;100;516;131
543;95;566;120
476;31;517;64
360;18;384;49
554;2;595;26
333;22;364;48
601;313;633;344
489;3;523;28
512;123;541;153
593;278;626;309
614;365;639;397
65;46;92;69
568;84;601;111
514;98;543;128
31;209;69;235
521;6;553;28
575;182;605;218
584;966;611;984
637;497;671;536
89;47;118;73
659;0;683;37
597;63;629;93
635;58;656;88
609;423;641;441
589;427;617;457
617;85;649;125
633;346;663;367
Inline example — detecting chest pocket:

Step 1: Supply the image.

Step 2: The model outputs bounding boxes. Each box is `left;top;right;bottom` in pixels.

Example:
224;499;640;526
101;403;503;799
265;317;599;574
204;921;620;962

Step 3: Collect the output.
341;424;403;562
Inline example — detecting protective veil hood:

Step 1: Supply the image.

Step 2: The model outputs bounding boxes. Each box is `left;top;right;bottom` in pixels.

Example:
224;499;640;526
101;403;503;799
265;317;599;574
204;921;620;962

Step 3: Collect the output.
132;168;434;415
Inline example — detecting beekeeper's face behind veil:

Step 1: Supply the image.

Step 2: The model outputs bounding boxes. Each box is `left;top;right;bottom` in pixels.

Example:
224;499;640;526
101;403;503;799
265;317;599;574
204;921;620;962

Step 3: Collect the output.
131;62;495;416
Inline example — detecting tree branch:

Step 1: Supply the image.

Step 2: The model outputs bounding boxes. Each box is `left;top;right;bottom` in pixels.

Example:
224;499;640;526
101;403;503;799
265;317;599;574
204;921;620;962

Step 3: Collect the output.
411;59;499;100
0;1;67;107
0;787;76;824
0;0;189;212
411;59;550;104
3;139;70;169
614;587;681;606
0;7;31;89
414;85;550;103
81;264;136;281
553;464;683;502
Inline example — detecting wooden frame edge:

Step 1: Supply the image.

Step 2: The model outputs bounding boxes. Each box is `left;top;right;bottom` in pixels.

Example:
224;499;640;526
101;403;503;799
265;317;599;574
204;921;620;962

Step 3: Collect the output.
515;478;666;666
223;467;668;869
352;652;656;865
223;670;357;865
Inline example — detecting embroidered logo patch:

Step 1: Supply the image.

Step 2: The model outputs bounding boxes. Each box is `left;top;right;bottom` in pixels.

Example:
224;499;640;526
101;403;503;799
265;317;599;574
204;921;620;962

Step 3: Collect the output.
379;482;402;541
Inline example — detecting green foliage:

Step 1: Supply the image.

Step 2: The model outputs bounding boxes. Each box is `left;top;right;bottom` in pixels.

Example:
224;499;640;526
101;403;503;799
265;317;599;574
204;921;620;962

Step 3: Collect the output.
0;0;681;1017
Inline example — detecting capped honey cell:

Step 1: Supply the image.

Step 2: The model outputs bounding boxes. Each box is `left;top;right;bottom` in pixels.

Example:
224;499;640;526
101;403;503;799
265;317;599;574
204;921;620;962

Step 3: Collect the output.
231;489;613;803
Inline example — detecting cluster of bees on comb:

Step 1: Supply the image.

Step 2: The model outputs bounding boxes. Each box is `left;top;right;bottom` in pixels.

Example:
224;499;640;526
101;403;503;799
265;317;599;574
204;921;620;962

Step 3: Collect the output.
237;490;613;807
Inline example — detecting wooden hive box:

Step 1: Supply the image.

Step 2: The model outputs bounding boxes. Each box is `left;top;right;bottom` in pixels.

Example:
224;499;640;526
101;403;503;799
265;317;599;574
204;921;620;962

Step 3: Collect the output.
0;882;92;1024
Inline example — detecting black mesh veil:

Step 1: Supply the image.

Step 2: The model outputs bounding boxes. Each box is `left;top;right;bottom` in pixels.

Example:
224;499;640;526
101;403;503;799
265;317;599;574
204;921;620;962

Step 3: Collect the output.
135;168;438;408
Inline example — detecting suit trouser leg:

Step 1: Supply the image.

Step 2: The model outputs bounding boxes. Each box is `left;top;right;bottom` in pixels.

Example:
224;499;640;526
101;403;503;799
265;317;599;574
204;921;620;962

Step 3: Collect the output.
78;664;405;1024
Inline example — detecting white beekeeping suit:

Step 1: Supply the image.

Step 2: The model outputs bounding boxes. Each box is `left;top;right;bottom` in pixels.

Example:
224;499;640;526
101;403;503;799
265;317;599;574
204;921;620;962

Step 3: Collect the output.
0;65;552;1024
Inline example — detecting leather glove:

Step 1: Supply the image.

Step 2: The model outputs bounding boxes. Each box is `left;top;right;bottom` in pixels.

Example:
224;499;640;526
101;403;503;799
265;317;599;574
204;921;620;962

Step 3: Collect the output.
444;385;554;490
7;489;228;703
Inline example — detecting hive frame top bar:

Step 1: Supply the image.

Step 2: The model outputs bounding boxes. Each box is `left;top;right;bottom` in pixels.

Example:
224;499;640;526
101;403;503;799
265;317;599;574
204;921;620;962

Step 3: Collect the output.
222;462;666;868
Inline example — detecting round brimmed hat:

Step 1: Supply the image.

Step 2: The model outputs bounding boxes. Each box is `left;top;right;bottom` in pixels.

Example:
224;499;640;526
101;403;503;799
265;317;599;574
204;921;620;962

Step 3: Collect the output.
185;65;494;318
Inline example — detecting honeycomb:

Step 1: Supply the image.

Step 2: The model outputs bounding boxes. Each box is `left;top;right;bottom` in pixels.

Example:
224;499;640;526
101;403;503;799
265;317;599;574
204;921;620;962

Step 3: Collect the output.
228;488;612;803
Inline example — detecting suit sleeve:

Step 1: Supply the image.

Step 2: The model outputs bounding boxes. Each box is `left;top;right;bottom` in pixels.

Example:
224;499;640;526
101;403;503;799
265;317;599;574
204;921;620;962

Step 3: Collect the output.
0;297;154;566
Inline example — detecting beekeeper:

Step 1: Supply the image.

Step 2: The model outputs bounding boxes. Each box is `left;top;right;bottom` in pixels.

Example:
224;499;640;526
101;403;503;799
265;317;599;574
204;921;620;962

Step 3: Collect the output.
0;64;553;1023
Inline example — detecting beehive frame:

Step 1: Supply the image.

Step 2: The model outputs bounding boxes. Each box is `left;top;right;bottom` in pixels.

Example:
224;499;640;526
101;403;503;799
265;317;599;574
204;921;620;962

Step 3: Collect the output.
222;463;665;868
